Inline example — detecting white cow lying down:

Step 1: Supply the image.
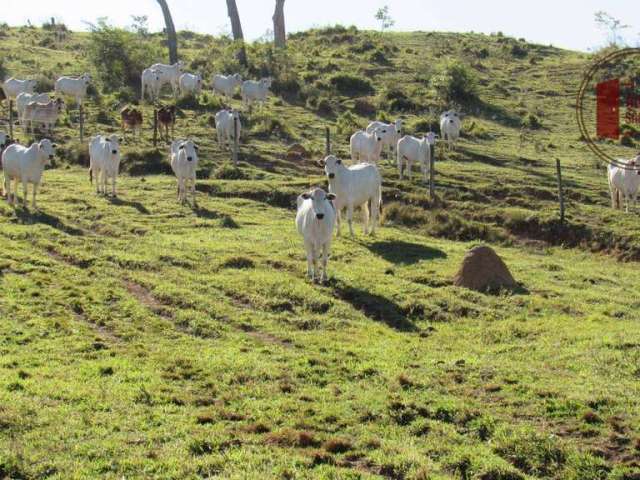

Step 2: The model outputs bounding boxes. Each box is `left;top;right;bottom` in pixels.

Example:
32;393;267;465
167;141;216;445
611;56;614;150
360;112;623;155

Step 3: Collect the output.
2;139;56;208
170;139;199;204
321;155;382;236
296;187;337;283
608;156;640;212
89;135;122;196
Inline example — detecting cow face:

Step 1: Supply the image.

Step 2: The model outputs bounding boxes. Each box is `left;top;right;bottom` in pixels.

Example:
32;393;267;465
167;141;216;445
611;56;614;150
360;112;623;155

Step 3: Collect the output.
54;98;66;112
106;135;121;156
178;140;198;163
425;132;438;144
38;139;56;165
301;188;336;220
375;129;387;142
262;78;273;89
81;73;92;85
320;155;343;180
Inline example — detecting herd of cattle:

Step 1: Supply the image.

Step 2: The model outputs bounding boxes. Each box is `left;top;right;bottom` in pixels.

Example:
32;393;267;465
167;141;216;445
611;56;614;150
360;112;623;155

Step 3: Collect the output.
1;61;638;282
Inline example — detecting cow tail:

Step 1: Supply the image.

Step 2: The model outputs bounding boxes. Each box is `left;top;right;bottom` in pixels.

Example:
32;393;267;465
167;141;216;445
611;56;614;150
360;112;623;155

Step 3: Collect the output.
89;164;93;184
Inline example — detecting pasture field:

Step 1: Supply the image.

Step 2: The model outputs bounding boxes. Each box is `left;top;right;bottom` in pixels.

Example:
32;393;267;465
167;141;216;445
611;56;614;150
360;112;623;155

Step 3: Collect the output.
1;23;640;479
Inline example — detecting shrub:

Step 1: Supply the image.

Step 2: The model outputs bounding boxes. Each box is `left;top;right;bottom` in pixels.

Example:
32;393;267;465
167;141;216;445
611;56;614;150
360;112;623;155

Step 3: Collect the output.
353;99;377;116
329;74;374;96
271;76;301;98
511;43;528;58
522;113;542;130
250;112;295;141
431;59;478;103
336;111;361;135
213;163;247;180
380;87;418;112
87;19;162;93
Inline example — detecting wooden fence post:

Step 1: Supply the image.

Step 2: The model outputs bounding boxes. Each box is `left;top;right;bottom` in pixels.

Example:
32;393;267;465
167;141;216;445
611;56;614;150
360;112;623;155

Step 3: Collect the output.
325;127;331;156
153;107;158;147
232;115;239;167
429;142;435;200
556;158;565;225
8;100;13;139
79;103;84;142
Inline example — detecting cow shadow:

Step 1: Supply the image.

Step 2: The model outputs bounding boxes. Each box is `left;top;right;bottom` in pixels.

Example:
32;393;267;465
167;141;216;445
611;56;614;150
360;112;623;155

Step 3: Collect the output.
331;279;417;332
191;205;221;219
108;196;150;215
365;240;447;266
14;208;85;236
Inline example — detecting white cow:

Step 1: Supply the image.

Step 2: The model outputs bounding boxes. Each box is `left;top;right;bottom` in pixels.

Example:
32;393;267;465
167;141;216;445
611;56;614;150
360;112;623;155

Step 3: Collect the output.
149;61;184;97
296;187;337;283
608;156;640;212
141;68;162;102
321;155;382;236
22;98;65;133
350;128;385;164
55;73;91;105
2;78;37;100
215;109;241;150
2;139;56;208
212;73;242;98
178;73;203;97
16;92;50;124
440;110;462;151
170;139;199;204
89;135;122;196
241;78;272;108
397;132;437;181
367;119;403;161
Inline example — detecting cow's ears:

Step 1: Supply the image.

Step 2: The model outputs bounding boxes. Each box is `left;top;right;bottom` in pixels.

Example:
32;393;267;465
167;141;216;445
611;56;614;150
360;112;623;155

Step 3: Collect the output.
336;159;342;165
326;193;336;201
194;145;199;150
119;137;124;143
317;160;325;168
179;145;185;150
51;143;57;148
301;193;311;199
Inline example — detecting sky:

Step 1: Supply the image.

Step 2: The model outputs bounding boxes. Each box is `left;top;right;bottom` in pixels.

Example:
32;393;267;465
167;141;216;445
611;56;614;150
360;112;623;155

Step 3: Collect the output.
3;0;639;52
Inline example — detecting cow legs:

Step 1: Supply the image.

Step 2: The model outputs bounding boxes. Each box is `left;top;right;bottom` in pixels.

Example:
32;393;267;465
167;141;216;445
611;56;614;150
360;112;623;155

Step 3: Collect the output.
370;195;379;235
362;202;370;235
347;204;355;237
32;183;38;209
319;243;330;283
22;181;28;207
335;209;342;237
112;175;117;197
304;241;314;280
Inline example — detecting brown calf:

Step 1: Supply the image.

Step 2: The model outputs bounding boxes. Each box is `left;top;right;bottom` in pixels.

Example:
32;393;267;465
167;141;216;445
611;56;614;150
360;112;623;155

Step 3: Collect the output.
120;106;143;139
157;105;176;141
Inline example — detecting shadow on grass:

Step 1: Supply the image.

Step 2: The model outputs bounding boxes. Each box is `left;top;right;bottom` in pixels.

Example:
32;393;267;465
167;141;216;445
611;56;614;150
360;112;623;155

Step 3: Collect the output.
331;279;417;332
365;240;447;265
14;208;85;236
108;196;150;215
191;205;221;219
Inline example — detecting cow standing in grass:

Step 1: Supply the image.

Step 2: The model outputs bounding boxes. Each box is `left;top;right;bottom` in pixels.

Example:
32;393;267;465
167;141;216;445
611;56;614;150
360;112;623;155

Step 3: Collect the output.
16;92;50;125
241;78;272;109
141;68;162;102
608;156;640;213
170;139;199;204
55;73;91;106
89;135;122;196
22;98;65;133
296;187;337;283
350;128;386;164
215;109;241;150
120;107;143;139
367;119;403;163
2;139;56;208
213;73;242;99
397;132;437;181
320;155;382;237
1;78;37;100
157;105;176;141
440;110;462;151
149;61;184;98
178;73;203;98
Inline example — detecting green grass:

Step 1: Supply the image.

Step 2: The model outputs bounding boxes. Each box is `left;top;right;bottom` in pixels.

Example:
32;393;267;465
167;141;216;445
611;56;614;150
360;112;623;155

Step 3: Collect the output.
1;24;640;479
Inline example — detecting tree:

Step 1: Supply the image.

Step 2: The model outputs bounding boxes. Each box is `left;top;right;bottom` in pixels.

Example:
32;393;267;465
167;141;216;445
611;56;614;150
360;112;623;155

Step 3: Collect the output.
226;0;248;67
595;11;629;47
157;0;178;64
273;0;286;48
374;5;394;32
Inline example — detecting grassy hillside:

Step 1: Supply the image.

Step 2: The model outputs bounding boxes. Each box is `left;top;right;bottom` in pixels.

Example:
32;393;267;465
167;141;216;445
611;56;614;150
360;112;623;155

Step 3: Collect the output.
1;23;640;479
